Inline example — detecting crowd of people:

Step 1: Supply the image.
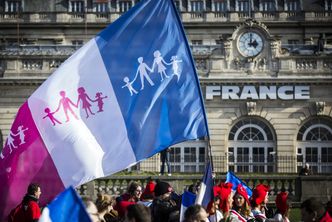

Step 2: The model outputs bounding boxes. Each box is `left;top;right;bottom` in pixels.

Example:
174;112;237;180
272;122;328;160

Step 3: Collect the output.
8;180;332;222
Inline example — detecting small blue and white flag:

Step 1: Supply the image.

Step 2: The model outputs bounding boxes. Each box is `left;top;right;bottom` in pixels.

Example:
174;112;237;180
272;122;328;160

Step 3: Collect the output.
180;191;196;222
195;161;214;208
226;171;252;197
39;186;91;222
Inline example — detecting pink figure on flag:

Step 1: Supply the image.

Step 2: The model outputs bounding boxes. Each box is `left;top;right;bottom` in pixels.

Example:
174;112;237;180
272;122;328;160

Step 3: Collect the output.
6;130;18;153
16;125;29;145
122;77;138;96
152;50;170;82
94;92;108;112
55;90;79;122
76;87;95;118
43;107;62;126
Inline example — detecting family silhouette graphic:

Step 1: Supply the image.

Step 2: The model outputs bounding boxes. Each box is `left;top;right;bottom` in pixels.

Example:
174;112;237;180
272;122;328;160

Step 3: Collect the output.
123;50;182;96
43;87;108;126
3;125;29;157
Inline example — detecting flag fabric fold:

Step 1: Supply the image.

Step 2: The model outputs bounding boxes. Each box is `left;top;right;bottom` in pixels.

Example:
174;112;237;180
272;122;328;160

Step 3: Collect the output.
0;0;208;219
195;161;214;209
39;186;91;222
180;191;197;222
226;171;252;197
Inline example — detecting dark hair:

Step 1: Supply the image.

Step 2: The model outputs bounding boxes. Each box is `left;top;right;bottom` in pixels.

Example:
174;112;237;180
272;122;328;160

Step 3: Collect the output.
27;183;40;196
126;204;151;222
127;181;140;196
184;204;205;222
301;197;325;216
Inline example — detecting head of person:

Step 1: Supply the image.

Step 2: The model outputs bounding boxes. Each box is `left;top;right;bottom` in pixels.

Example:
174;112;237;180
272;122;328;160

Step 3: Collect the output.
96;194;114;213
127;181;142;202
301;197;326;222
154;181;173;200
275;192;291;217
219;182;233;213
141;180;155;201
27;183;41;200
233;184;251;216
184;204;209;222
82;196;101;222
251;184;270;208
125;204;151;222
305;163;310;169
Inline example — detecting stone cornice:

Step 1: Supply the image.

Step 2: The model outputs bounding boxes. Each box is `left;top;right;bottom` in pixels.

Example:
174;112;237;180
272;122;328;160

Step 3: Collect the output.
0;78;45;86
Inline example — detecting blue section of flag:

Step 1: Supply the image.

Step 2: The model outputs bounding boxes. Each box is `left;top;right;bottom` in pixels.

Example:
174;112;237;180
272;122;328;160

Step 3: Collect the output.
182;191;196;207
226;171;253;197
46;186;91;222
195;161;213;208
95;0;208;160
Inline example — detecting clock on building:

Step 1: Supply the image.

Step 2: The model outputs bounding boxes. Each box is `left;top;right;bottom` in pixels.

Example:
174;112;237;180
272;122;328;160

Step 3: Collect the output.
238;31;264;57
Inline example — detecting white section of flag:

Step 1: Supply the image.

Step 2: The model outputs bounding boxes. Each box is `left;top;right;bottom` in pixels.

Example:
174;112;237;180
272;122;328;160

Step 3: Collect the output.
28;39;136;187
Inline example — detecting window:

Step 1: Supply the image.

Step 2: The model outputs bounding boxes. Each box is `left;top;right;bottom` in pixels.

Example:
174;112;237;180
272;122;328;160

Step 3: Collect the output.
69;1;84;12
228;117;276;173
191;1;204;12
5;1;22;13
72;40;83;46
119;1;132;13
285;0;301;11
325;0;332;10
237;0;249;12
169;141;207;173
297;117;332;173
214;0;227;12
95;3;108;13
260;0;276;11
192;40;203;45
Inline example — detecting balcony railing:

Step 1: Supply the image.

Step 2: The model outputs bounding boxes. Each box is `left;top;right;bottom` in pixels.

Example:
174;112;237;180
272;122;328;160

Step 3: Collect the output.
0;10;330;24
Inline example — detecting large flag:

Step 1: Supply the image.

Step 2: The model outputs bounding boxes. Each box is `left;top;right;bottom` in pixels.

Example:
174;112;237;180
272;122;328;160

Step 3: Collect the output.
195;161;213;208
0;0;209;219
39;186;91;222
226;171;252;197
180;191;196;222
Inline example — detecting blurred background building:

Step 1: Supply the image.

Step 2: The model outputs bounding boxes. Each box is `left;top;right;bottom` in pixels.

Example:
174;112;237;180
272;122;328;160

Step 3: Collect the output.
0;0;331;175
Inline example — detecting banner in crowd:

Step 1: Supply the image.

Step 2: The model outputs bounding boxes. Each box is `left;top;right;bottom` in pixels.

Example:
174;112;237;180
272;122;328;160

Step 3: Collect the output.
180;191;197;222
226;171;252;197
195;161;214;208
39;186;91;222
0;0;208;219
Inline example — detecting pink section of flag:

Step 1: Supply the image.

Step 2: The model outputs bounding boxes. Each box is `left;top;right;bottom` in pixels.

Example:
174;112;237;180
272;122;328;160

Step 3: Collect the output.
0;102;65;219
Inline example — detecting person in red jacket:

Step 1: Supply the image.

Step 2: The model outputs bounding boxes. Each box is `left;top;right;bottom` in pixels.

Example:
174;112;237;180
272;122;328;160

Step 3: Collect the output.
9;183;42;222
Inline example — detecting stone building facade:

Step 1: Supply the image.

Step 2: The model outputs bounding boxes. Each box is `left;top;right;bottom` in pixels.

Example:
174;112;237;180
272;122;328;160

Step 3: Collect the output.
0;0;331;174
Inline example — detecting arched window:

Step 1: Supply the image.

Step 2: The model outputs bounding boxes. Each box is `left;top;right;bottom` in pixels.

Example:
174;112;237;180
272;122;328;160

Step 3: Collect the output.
228;117;276;173
297;117;332;173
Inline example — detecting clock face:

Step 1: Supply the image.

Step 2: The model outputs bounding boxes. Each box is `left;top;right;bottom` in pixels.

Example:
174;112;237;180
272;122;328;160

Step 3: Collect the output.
238;32;264;57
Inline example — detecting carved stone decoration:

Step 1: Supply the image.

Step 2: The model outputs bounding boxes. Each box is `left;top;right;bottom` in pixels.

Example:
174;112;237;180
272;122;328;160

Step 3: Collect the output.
246;101;256;115
315;101;325;115
271;40;280;58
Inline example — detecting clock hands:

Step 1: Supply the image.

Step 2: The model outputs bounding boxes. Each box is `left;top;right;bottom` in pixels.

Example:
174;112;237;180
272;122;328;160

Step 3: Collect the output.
248;33;259;48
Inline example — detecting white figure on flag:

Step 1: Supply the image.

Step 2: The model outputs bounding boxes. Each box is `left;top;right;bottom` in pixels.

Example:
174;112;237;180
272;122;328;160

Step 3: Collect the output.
17;125;29;145
170;55;183;82
132;57;154;90
122;76;138;96
152;50;170;81
6;130;18;153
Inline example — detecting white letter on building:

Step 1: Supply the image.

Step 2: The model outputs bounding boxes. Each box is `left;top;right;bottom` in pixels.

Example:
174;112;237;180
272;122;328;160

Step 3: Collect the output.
259;86;277;100
278;86;294;100
206;86;221;100
294;86;310;99
240;86;259;100
222;86;240;100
